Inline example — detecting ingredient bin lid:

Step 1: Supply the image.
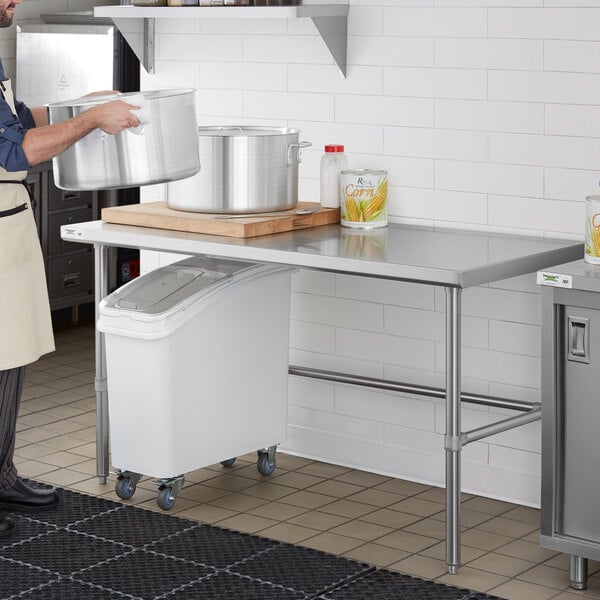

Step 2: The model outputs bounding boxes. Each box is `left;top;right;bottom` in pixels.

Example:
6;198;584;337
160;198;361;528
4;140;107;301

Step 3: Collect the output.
104;256;257;315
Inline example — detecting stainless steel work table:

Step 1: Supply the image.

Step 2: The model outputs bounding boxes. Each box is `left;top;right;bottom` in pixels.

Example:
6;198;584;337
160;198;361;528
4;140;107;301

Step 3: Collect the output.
61;219;583;574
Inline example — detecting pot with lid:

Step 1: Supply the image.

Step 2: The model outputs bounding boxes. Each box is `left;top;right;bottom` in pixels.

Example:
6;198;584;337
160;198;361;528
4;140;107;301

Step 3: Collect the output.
167;126;311;214
47;89;200;191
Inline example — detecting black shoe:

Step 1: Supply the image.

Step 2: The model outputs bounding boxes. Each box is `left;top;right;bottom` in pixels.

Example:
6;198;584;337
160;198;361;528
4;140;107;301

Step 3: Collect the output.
0;478;59;512
0;514;15;537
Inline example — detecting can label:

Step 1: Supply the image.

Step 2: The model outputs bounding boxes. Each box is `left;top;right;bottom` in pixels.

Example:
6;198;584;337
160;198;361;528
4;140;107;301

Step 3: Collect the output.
585;195;600;264
340;169;388;228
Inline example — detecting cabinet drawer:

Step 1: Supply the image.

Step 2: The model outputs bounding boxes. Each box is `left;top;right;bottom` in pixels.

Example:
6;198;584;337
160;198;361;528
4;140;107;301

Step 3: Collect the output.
48;252;94;300
48;207;93;255
48;172;94;211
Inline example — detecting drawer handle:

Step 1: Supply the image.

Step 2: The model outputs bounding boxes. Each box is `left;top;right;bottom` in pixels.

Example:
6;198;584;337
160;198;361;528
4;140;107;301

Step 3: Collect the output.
63;193;81;202
567;316;590;364
62;273;80;289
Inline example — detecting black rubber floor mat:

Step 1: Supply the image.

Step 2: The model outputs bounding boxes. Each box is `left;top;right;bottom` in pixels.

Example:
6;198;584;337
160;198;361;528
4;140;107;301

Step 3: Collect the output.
74;549;215;598
0;483;507;600
162;571;308;600
72;504;195;547
318;570;504;600
0;558;57;597
13;579;127;599
1;529;128;576
0;514;56;549
145;523;280;569
230;543;374;596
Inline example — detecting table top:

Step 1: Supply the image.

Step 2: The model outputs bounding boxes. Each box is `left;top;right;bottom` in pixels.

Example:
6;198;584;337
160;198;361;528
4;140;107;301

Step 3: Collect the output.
62;220;584;288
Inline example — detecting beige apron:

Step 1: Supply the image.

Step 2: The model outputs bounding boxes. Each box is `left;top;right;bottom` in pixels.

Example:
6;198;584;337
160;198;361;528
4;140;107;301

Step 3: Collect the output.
0;79;54;370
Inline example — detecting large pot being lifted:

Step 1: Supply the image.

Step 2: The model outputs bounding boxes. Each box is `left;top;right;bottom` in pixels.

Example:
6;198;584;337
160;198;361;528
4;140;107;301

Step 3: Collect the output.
167;126;311;214
47;89;200;191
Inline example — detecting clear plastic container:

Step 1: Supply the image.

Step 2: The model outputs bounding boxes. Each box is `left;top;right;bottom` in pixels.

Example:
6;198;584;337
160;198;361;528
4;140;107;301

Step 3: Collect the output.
320;144;349;209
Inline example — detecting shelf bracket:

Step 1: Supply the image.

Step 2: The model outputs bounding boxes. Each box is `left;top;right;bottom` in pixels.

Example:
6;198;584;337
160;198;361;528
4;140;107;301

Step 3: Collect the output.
309;14;347;78
112;17;156;74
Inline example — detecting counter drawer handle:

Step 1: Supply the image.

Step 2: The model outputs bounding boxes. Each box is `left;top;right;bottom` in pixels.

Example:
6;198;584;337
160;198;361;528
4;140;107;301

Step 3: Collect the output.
62;273;80;289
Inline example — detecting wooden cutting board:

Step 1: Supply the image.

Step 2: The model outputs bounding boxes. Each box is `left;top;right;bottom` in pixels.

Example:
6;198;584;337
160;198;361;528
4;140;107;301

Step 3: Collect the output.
101;201;340;238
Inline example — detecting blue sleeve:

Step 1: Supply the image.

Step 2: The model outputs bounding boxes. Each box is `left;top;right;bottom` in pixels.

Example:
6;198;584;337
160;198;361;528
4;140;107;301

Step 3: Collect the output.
0;90;33;172
16;99;35;130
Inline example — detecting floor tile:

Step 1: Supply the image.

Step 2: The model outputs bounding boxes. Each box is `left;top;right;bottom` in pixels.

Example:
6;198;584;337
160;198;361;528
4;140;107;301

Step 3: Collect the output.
489;578;562;600
375;529;439;553
437;566;510;594
389;554;449;580
390;496;445;517
300;531;365;554
343;542;411;568
467;551;537;577
329;519;393;542
259;521;321;544
216;512;279;533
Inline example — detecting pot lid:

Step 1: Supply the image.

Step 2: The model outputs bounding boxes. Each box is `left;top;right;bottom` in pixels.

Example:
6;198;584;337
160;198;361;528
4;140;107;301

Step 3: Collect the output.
47;88;195;108
197;126;300;137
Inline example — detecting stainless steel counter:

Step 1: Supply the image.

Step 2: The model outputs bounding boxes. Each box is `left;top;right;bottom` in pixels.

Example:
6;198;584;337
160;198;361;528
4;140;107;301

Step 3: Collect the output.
63;220;580;287
62;219;584;574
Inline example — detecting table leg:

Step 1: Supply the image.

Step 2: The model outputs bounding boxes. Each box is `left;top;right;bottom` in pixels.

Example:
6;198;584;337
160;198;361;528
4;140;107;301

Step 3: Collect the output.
94;244;110;484
445;286;462;574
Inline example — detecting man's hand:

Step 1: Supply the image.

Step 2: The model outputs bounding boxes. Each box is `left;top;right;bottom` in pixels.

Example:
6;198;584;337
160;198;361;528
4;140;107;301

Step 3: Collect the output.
89;100;141;135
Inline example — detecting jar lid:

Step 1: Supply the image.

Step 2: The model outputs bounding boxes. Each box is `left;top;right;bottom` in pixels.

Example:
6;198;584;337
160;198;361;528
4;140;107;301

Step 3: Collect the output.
324;144;344;152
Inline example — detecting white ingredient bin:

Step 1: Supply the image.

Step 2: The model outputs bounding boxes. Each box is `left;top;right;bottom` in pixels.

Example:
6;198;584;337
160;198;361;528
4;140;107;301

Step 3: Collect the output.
97;255;293;509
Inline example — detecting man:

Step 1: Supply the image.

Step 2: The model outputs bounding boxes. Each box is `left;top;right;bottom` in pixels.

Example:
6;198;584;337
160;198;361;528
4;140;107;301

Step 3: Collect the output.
0;0;140;536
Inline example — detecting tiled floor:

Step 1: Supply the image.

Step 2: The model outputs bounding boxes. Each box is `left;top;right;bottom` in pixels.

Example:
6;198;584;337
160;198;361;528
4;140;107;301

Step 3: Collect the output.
11;320;600;600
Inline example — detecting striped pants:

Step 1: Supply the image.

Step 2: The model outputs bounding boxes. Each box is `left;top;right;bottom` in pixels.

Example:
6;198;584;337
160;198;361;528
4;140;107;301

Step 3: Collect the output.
0;367;24;492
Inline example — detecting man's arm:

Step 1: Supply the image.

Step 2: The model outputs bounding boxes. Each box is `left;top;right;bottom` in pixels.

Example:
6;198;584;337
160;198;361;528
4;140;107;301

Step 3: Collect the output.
22;100;139;166
29;107;48;128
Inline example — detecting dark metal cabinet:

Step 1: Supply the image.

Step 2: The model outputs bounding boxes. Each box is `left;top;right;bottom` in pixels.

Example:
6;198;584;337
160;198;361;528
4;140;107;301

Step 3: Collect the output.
539;260;600;591
27;162;97;313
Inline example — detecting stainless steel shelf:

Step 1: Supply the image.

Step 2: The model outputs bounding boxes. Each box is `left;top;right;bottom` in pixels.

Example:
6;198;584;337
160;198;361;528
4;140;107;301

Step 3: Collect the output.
94;4;348;76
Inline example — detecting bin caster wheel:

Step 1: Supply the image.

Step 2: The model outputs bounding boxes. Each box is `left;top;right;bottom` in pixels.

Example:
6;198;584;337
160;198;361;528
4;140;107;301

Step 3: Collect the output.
221;458;236;467
115;475;137;500
156;487;176;510
257;453;276;476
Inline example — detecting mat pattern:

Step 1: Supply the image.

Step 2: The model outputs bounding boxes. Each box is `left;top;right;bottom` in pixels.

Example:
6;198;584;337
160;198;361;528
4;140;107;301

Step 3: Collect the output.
0;483;506;599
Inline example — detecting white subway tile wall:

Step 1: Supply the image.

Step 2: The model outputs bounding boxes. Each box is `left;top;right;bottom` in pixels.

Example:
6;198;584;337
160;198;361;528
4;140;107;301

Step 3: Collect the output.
10;0;595;506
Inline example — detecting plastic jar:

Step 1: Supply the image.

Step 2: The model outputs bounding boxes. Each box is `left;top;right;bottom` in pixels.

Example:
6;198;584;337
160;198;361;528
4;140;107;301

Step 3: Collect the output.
320;144;349;209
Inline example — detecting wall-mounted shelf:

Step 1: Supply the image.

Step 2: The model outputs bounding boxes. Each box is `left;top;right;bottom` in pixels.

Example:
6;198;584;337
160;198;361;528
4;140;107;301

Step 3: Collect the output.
93;4;348;76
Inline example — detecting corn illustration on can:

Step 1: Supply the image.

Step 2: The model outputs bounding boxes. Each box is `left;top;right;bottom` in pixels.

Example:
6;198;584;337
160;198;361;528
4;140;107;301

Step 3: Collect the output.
340;169;388;229
585;195;600;265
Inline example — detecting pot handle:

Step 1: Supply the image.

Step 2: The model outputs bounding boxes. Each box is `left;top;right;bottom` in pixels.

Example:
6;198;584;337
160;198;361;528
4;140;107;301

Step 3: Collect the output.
287;141;312;166
217;126;244;136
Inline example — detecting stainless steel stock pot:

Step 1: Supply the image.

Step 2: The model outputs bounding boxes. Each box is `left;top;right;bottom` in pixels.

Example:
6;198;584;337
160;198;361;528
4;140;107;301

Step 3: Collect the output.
166;126;312;214
47;89;200;190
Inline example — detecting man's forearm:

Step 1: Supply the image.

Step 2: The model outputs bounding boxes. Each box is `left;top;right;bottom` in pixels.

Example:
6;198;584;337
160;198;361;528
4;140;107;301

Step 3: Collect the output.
22;110;98;166
21;100;138;167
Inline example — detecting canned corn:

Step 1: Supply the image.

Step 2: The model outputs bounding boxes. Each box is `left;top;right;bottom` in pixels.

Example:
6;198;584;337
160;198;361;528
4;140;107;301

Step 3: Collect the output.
585;195;600;265
340;169;388;229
